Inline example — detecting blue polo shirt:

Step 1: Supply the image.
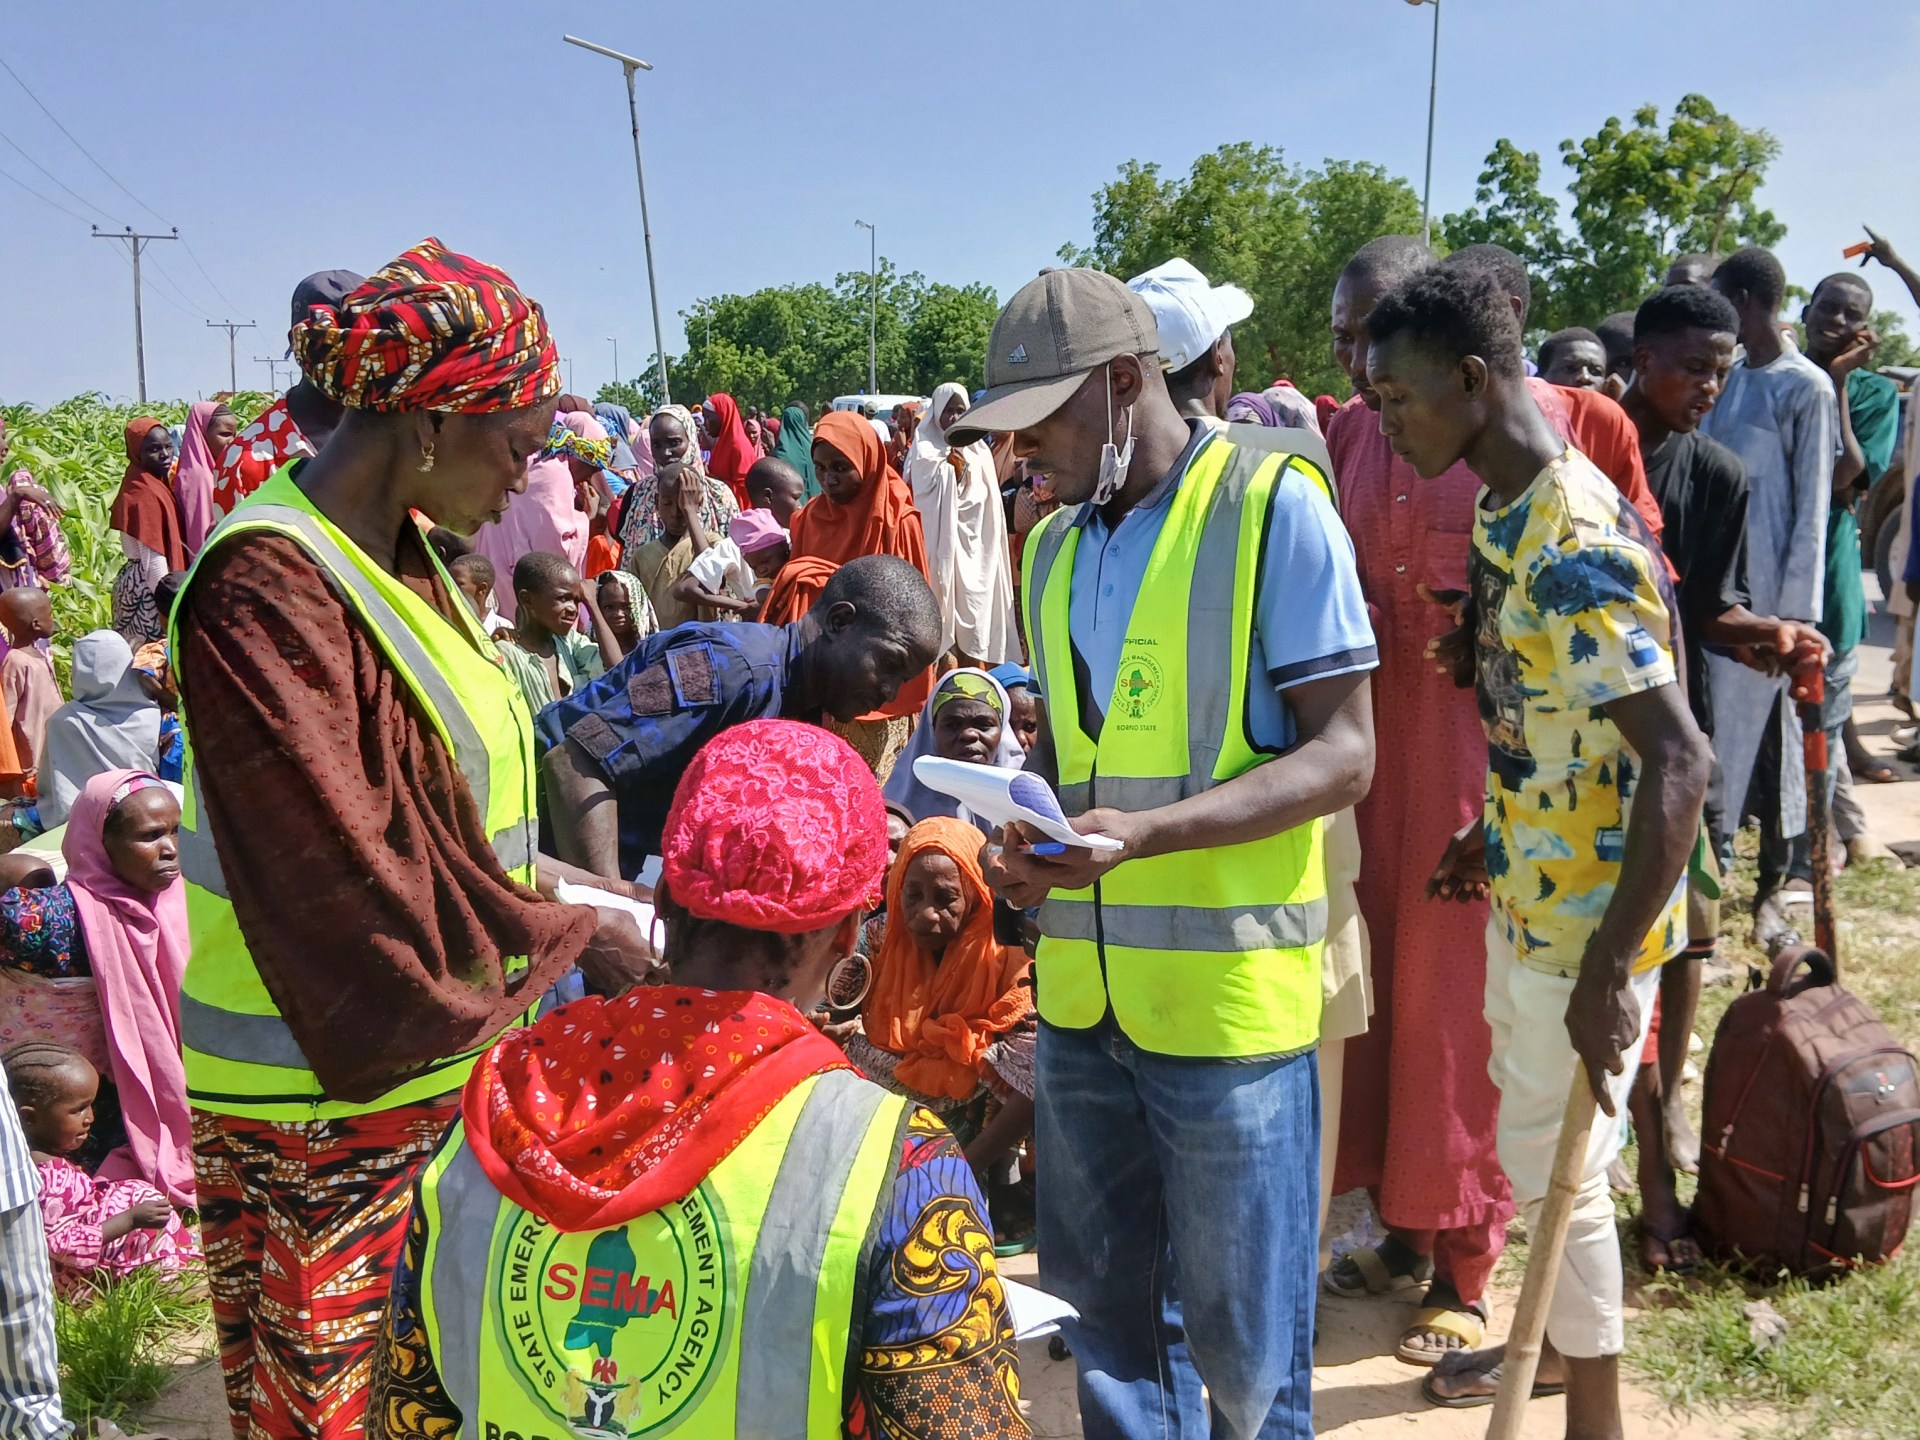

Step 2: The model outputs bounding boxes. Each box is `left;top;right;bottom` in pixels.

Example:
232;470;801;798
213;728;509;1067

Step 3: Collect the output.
1058;421;1377;750
536;620;804;876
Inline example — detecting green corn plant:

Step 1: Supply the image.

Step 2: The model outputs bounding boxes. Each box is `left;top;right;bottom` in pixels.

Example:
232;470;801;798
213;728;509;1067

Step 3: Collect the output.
2;393;272;685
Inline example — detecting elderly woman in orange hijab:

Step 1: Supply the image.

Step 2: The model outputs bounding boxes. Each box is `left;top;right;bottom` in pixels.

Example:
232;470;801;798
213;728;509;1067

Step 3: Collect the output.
845;817;1036;1234
762;409;933;776
109;419;186;646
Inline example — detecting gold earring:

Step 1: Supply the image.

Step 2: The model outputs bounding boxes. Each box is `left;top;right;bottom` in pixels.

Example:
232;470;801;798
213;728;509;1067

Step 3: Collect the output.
417;442;436;473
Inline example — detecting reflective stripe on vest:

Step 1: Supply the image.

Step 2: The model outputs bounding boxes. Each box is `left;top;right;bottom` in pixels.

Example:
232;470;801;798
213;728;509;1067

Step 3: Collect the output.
172;471;540;1120
417;1069;909;1440
1020;427;1330;1058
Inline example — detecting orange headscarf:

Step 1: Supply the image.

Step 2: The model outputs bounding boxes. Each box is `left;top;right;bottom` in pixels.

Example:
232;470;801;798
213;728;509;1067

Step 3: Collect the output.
108;417;187;572
788;411;934;717
758;555;840;629
862;817;1033;1101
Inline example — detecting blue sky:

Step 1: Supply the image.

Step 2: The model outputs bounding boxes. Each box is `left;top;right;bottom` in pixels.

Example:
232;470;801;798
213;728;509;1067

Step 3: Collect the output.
4;0;1918;405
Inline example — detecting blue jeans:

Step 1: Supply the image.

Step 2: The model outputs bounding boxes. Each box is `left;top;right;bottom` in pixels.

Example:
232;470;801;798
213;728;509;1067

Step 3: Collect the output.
1037;1020;1319;1440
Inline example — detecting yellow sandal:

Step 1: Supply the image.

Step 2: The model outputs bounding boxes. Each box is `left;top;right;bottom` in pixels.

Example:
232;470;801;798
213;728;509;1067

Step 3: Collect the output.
1395;1305;1487;1367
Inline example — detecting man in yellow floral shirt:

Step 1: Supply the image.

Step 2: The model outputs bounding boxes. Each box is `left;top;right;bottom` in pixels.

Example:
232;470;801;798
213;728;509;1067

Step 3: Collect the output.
1365;267;1710;1437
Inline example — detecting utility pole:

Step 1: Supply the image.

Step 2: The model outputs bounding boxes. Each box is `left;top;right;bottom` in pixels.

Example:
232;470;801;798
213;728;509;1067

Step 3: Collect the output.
206;319;256;394
607;336;620;386
93;225;180;403
253;356;286;393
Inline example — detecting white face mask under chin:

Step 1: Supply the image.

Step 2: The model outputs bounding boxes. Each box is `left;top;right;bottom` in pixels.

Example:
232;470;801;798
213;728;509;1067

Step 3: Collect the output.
1092;364;1135;507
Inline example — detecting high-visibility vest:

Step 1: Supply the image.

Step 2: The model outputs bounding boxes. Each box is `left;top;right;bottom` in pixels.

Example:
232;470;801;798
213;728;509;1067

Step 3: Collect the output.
170;471;542;1120
1020;426;1332;1059
414;1068;910;1440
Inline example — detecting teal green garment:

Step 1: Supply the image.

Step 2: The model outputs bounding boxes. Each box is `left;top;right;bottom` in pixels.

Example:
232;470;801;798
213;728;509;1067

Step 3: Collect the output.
496;629;605;714
770;404;820;499
1821;370;1900;653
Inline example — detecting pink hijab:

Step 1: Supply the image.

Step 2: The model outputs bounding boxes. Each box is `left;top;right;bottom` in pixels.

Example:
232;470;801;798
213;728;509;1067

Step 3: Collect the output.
468;415;603;619
173;401;221;558
63;769;194;1207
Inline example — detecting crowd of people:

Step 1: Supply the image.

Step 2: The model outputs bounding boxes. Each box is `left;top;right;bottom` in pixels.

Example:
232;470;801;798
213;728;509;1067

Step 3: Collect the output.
0;214;1912;1440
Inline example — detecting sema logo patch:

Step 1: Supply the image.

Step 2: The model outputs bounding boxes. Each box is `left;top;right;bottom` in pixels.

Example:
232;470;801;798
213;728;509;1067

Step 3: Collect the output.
496;1185;728;1437
1115;649;1164;721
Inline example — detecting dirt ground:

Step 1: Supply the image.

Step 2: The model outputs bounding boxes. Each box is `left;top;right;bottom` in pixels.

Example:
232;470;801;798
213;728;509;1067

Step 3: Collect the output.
1002;1216;1750;1440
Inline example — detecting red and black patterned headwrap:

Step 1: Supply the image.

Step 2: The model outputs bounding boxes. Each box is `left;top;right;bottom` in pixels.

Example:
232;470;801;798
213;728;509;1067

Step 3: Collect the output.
291;237;560;414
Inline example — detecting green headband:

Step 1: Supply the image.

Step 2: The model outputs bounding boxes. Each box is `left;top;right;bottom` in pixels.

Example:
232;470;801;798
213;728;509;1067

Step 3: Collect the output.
932;671;1003;721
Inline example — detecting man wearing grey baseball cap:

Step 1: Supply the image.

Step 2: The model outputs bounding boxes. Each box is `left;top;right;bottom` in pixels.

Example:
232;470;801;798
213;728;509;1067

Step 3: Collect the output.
974;268;1378;1439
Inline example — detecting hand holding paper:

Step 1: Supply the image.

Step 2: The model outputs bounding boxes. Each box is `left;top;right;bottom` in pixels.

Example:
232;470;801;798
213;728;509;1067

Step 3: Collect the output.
911;758;1124;851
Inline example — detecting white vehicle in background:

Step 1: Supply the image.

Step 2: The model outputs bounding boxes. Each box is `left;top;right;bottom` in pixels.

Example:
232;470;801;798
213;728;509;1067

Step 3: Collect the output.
829;393;925;418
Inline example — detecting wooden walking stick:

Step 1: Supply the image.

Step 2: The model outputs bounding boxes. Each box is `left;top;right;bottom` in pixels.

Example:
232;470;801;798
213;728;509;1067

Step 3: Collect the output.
1795;668;1839;972
1486;1074;1601;1440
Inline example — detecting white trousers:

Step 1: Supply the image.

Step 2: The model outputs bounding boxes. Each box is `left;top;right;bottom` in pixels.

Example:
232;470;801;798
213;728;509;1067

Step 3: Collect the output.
1484;921;1658;1358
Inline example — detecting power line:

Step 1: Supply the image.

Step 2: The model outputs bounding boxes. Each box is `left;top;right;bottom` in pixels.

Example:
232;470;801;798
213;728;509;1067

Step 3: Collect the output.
180;238;244;316
0;161;92;224
145;251;218;322
2;56;249;329
0;54;168;225
0;126;120;225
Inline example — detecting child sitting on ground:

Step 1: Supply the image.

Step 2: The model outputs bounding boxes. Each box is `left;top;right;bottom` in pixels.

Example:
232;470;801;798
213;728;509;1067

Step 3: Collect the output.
673;509;792;621
3;1042;197;1299
0;589;58;790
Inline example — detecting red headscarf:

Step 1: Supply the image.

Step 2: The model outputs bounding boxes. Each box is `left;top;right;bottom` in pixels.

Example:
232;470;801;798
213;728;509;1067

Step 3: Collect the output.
863;818;1033;1101
109;417;186;571
460;719;886;1231
787;412;934;717
702;393;757;507
291;236;560;413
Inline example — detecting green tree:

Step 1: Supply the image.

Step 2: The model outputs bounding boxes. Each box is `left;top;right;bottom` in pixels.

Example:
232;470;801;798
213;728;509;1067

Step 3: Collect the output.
594;379;649;413
1436;139;1567;322
1061;144;1420;398
1869;312;1920;371
903;282;999;395
1444;94;1784;330
630;265;998;414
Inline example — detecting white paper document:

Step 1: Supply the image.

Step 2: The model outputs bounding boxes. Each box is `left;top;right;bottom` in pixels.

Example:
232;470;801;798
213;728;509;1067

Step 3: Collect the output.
1004;1278;1079;1340
555;880;667;952
910;758;1123;851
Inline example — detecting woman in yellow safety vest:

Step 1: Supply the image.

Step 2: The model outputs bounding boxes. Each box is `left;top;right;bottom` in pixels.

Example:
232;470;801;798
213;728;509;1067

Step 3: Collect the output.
171;238;655;1440
368;720;1029;1440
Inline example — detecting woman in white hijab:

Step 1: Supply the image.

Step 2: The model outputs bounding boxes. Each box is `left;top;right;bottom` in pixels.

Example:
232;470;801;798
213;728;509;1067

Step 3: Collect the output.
906;384;1017;667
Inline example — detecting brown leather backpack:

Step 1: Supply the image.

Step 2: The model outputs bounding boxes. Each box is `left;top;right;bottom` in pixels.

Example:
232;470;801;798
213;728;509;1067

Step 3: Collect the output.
1693;946;1920;1279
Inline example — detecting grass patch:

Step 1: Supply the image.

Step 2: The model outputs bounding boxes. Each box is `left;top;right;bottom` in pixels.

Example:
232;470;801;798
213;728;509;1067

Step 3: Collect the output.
1619;838;1920;1440
55;1268;208;1430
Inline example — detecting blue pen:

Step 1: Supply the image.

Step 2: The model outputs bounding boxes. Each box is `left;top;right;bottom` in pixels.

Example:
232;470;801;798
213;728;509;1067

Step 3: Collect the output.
1028;842;1069;856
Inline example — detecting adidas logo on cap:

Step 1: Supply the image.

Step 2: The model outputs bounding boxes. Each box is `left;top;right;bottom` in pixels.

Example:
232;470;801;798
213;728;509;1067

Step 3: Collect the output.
1007;343;1029;364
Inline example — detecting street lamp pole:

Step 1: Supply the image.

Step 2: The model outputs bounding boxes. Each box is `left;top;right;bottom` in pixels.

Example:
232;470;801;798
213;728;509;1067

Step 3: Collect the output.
608;337;620;386
565;34;672;404
855;220;877;394
1408;0;1441;247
